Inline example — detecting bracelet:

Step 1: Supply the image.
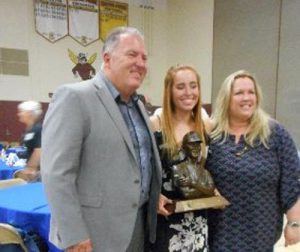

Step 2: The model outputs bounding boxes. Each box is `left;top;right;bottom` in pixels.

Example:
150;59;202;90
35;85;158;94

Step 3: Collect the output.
287;221;300;228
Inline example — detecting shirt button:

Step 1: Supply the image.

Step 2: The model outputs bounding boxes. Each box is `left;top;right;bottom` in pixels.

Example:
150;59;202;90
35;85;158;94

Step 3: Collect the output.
134;179;140;184
132;203;138;208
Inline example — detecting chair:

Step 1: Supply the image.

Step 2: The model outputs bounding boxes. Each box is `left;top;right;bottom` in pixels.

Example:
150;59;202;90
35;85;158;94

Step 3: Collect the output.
0;178;27;189
0;223;28;252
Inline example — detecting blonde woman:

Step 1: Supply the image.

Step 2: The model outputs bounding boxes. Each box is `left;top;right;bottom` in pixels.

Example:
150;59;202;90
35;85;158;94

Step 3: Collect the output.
150;65;211;251
206;70;300;251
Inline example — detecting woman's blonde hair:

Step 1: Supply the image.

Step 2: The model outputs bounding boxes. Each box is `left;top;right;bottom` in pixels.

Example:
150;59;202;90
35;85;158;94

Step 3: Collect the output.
160;65;205;157
210;70;271;147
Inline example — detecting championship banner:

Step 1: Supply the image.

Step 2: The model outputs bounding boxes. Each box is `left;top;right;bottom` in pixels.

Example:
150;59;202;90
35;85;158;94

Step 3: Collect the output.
99;0;128;41
34;0;68;42
68;0;100;46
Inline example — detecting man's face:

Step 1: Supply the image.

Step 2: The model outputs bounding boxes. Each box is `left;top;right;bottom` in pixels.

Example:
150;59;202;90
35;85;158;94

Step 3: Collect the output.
17;110;32;125
104;34;148;99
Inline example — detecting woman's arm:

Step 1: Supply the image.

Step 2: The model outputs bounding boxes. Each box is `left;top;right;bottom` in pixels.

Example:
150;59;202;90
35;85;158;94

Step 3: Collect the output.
15;148;41;181
26;148;41;170
150;114;161;132
285;198;300;246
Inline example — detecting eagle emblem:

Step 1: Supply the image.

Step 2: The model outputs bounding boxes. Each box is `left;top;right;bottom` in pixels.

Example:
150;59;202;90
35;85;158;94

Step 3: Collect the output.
68;49;97;80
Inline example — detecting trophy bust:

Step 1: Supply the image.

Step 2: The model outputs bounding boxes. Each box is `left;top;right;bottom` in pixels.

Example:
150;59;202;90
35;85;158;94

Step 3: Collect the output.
172;131;215;199
169;131;229;212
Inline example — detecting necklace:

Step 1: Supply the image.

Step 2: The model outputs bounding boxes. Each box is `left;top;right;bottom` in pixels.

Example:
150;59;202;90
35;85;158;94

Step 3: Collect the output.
235;144;249;158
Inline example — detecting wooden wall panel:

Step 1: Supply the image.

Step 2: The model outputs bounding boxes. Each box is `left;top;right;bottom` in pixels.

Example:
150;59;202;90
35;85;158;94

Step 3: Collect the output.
213;0;300;148
212;0;280;116
276;0;300;148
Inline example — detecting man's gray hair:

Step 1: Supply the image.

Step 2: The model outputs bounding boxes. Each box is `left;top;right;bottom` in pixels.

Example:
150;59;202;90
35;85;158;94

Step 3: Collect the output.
18;101;42;118
102;27;144;55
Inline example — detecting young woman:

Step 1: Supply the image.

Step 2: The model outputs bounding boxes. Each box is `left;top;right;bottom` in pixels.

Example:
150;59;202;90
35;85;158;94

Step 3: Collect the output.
150;64;211;252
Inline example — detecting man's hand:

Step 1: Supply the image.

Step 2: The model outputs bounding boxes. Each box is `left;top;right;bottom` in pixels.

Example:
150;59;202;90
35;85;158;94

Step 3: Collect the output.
67;239;93;252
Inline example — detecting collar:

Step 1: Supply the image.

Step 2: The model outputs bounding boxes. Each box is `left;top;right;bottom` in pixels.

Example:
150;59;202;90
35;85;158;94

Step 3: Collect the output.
102;71;139;105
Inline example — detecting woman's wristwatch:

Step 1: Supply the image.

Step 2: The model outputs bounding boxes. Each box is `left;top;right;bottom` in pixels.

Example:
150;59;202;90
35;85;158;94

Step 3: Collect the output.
287;221;300;228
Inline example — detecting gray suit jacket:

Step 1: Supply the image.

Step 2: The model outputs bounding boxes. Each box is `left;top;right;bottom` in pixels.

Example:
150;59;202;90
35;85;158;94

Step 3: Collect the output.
41;72;162;251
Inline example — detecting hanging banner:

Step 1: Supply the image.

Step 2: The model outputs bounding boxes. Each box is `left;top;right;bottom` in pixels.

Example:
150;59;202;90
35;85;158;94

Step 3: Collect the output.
99;0;128;41
34;0;68;42
68;0;100;46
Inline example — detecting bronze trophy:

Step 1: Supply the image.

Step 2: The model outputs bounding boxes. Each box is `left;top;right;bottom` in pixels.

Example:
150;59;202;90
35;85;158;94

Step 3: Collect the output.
168;131;229;213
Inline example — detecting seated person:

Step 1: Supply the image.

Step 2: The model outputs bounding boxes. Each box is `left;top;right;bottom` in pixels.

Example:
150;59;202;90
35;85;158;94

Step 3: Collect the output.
15;101;43;182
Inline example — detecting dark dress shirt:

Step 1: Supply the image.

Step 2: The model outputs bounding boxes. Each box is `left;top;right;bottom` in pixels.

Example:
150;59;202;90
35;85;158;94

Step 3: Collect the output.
102;72;153;206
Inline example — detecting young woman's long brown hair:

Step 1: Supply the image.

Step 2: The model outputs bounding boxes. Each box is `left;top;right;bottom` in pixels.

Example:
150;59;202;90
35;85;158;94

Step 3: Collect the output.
160;64;205;158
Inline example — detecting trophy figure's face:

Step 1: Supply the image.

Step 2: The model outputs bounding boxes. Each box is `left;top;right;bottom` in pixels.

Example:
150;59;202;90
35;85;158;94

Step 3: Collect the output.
185;141;201;159
182;131;202;160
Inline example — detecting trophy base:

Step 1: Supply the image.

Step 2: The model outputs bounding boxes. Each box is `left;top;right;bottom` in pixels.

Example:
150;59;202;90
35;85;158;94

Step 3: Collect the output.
167;196;230;213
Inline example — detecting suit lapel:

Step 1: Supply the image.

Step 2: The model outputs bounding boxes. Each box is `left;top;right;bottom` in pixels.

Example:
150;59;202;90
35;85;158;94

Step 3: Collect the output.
92;73;137;164
137;101;162;179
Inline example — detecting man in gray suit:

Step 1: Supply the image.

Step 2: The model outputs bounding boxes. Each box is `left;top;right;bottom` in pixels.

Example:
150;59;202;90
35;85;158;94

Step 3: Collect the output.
41;27;162;252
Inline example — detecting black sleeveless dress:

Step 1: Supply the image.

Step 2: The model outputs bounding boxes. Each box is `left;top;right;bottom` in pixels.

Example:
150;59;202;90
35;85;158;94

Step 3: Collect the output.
150;131;209;252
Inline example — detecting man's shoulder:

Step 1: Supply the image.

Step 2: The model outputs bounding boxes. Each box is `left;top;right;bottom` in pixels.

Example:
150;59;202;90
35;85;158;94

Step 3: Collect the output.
55;76;104;95
64;78;96;90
